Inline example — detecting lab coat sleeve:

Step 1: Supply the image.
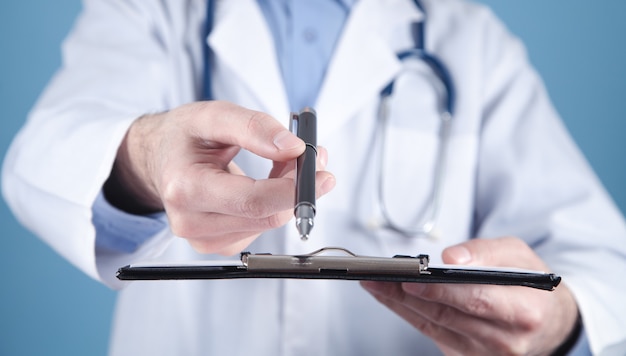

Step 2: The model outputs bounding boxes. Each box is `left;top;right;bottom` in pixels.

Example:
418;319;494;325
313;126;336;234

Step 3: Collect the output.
472;9;626;355
1;0;184;289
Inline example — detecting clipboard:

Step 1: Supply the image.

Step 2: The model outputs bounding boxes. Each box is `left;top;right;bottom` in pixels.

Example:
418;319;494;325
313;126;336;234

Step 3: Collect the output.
116;247;561;291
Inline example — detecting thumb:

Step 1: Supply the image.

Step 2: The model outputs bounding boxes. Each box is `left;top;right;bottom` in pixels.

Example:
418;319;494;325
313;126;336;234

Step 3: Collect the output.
442;236;545;269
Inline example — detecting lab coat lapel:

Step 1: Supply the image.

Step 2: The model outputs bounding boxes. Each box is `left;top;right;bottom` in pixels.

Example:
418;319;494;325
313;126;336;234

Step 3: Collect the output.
316;0;424;138
208;0;289;119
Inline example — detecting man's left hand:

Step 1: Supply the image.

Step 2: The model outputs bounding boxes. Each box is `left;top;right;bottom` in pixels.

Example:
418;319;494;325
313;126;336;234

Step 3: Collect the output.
361;237;579;355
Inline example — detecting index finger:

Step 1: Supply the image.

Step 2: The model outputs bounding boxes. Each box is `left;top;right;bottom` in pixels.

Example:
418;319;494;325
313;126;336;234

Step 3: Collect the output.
401;282;525;322
168;165;334;217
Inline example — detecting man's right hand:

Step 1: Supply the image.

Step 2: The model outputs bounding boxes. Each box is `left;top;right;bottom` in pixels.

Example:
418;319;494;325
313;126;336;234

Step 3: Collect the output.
104;101;336;255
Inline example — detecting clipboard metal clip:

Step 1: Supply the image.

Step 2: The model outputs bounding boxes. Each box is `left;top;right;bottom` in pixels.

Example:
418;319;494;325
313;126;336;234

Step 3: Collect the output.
240;247;431;275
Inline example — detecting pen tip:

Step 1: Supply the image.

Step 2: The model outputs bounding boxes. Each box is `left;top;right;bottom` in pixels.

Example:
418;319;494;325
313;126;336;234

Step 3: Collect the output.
295;207;314;242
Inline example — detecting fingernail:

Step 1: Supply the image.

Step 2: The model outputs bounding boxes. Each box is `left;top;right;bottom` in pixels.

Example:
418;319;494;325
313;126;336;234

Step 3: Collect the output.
273;131;301;151
446;245;472;264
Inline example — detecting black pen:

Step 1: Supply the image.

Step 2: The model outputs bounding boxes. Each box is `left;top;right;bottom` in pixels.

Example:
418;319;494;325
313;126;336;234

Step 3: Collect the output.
290;108;317;241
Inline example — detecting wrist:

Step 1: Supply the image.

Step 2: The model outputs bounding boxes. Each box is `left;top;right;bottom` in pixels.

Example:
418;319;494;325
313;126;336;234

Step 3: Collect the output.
104;114;163;215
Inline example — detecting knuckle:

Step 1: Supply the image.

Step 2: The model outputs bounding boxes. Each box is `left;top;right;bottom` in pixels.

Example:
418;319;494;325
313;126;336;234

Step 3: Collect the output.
414;318;432;334
264;210;291;230
238;195;268;218
416;319;443;340
160;178;190;210
237;182;283;219
464;288;493;317
245;111;271;137
417;285;441;300
263;215;282;230
515;306;544;332
430;306;457;326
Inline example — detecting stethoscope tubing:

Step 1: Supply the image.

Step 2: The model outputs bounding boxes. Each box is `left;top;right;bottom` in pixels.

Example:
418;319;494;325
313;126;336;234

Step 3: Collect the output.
375;1;455;239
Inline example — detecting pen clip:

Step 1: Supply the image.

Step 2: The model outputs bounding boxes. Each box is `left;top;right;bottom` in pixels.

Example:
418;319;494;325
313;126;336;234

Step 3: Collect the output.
289;112;299;135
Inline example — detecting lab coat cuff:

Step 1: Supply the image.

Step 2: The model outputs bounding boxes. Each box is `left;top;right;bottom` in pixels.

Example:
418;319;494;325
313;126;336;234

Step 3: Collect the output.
92;190;167;253
555;313;591;356
566;323;591;356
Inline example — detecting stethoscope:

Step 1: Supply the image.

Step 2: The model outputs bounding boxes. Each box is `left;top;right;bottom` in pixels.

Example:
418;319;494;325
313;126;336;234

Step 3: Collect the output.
373;0;455;239
203;0;455;240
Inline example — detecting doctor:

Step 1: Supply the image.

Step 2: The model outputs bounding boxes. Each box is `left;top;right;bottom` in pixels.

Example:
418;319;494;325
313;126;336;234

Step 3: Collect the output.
3;0;626;355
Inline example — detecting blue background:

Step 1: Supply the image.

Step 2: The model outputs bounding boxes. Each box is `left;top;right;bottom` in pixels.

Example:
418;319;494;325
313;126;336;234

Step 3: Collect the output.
1;1;624;355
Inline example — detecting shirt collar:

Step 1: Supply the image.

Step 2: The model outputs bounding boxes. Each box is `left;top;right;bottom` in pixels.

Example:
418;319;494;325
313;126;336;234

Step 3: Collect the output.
336;0;358;11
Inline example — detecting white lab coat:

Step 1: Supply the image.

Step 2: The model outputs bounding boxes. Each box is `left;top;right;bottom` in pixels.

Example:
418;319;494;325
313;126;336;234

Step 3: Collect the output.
3;0;626;355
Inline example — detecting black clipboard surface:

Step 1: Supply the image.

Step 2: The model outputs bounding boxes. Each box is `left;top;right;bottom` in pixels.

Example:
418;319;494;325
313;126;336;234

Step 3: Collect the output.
116;247;561;291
